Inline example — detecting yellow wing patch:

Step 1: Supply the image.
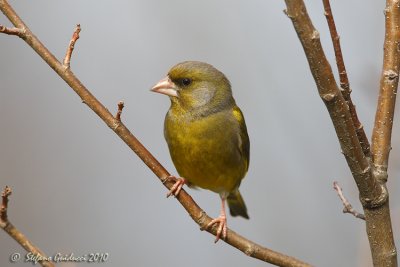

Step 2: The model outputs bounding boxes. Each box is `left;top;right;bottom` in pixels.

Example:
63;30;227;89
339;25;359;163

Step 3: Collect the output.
232;106;250;173
232;107;244;124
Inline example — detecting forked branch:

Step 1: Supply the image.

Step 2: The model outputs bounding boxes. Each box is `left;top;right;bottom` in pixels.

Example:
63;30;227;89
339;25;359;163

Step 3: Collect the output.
284;0;397;266
284;0;382;203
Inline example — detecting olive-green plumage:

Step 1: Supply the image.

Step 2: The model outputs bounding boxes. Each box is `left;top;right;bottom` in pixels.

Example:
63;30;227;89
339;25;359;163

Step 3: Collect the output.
157;61;249;219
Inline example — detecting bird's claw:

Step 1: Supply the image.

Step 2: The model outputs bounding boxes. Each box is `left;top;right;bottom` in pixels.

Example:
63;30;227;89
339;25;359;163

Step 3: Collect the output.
206;215;227;243
166;176;186;198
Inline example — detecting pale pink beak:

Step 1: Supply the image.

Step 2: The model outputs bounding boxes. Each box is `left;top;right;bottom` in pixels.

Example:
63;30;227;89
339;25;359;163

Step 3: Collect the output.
151;76;178;97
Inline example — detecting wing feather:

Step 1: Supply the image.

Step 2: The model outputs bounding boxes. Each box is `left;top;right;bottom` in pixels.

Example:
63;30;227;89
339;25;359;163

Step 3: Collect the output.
232;106;250;172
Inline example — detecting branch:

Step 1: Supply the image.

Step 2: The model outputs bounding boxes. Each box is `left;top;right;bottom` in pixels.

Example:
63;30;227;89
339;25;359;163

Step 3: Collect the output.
115;101;124;122
0;186;55;267
283;0;382;207
0;1;311;266
322;0;370;158
284;1;397;266
0;24;23;36
372;0;400;183
63;24;81;68
0;185;11;222
333;182;365;220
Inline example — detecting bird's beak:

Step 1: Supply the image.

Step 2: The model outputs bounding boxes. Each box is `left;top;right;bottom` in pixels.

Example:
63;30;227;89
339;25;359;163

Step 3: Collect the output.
151;76;178;97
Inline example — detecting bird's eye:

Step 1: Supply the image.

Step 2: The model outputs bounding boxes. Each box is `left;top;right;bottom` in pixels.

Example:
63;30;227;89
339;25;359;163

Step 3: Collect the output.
181;78;192;86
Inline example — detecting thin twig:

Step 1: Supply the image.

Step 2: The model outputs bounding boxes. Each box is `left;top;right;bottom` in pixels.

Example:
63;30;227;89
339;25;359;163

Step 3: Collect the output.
0;185;11;222
333;181;365;220
322;0;370;157
63;24;81;68
371;0;400;183
322;0;349;91
0;186;55;267
0;24;23;36
115;101;124;121
0;1;311;266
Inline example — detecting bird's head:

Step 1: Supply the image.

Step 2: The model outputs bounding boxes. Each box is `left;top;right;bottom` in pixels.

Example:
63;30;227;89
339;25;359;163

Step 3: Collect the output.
151;61;233;111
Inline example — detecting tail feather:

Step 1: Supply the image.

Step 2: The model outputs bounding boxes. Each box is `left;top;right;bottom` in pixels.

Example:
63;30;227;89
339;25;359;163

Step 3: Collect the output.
227;190;249;219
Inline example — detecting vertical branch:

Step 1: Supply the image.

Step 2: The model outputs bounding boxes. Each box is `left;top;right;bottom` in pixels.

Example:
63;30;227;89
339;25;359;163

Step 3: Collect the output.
283;0;381;202
115;101;124;122
322;0;349;91
284;1;397;266
0;186;11;222
369;2;400;264
322;0;370;157
63;24;81;68
372;0;400;183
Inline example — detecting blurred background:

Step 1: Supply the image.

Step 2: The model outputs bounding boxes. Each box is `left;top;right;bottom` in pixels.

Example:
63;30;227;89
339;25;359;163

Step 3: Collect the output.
0;1;399;266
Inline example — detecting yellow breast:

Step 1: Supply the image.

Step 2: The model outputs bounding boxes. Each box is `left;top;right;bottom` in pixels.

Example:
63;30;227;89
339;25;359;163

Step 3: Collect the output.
164;108;248;194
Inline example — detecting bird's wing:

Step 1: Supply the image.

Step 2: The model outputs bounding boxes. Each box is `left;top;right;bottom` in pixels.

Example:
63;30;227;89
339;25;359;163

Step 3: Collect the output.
232;106;250;172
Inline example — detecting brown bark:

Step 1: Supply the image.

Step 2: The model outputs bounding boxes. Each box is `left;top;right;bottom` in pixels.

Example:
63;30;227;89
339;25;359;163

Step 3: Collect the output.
322;0;371;158
284;1;397;266
372;0;400;180
0;187;55;267
0;0;311;266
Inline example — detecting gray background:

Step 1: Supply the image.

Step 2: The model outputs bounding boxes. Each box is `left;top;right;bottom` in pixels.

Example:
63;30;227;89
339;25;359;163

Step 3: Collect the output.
0;1;399;266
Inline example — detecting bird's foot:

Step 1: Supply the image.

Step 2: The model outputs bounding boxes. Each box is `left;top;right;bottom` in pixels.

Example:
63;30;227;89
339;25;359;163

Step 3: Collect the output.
206;214;227;243
165;175;186;198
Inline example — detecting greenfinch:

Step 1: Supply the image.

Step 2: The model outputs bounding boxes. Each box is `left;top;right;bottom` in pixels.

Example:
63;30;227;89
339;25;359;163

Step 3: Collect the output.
151;61;250;242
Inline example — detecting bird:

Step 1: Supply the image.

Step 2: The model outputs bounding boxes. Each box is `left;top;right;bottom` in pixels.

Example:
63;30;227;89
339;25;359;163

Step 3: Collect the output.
151;61;250;242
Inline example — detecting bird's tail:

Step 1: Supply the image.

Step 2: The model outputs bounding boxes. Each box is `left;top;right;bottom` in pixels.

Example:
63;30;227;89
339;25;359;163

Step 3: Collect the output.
227;190;249;219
